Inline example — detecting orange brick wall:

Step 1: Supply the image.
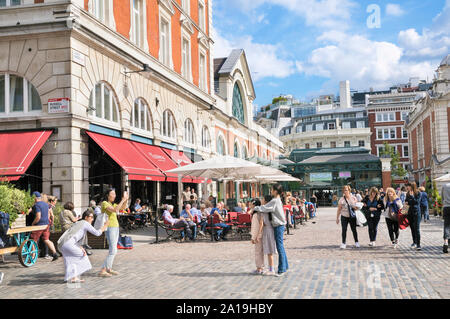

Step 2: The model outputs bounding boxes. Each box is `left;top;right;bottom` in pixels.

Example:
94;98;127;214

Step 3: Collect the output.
113;0;131;39
423;116;432;167
411;128;418;171
147;0;159;58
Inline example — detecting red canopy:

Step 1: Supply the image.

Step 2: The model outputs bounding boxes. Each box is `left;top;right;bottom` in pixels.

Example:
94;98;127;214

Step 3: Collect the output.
131;142;192;183
86;131;166;182
162;149;205;184
0;130;53;181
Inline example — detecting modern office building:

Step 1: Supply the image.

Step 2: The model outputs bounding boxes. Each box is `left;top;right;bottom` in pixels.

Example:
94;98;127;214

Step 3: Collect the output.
0;0;282;214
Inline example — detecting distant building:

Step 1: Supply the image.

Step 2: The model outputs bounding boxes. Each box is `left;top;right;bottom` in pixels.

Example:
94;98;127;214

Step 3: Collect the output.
406;55;450;187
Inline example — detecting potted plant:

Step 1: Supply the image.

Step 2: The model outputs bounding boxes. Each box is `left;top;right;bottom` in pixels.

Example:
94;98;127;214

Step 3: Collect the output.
0;183;35;228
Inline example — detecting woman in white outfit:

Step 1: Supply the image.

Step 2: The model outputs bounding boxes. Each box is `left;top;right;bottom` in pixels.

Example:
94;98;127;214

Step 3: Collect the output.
58;209;109;283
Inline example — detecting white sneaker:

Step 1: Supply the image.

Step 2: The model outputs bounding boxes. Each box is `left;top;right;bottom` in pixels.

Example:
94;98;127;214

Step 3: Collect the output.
355;242;360;248
340;243;346;249
372;242;376;247
368;242;373;247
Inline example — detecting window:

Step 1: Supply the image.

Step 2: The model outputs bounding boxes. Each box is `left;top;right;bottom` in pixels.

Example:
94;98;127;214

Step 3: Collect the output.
241;145;248;160
162;110;176;139
344;141;351;148
342;122;351;129
132;98;151;131
217;135;225;155
160;18;171;66
232;83;245;124
356;112;364;118
305;143;310;150
315;123;324;131
316;142;322;148
0;74;42;115
377;128;396;140
181;0;190;14
198;1;205;30
199;53;207;91
296;125;302;133
328;123;335;130
330;141;337;148
402;129;408;138
403;145;409;157
131;0;145;48
184;119;195;144
234;142;239;158
305;124;313;132
181;38;191;80
356;121;365;128
401;112;409;121
358;140;365;147
89;0;115;28
89;82;119;123
0;0;20;7
201;126;210;149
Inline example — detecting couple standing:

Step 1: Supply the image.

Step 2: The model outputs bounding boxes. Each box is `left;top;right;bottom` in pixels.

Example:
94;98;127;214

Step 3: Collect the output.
251;184;289;277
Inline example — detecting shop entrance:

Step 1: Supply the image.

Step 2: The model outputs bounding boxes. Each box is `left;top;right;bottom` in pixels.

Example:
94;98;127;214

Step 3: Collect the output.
130;180;157;211
12;151;43;194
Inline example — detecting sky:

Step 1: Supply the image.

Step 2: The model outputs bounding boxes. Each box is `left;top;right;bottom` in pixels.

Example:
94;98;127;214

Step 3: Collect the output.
212;0;450;111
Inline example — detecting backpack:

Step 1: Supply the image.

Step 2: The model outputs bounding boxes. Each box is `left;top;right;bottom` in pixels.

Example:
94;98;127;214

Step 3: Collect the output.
0;212;10;248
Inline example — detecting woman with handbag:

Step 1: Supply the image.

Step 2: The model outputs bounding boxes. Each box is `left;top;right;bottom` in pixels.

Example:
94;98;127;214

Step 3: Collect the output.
384;188;403;248
406;182;422;251
362;187;384;247
336;185;360;249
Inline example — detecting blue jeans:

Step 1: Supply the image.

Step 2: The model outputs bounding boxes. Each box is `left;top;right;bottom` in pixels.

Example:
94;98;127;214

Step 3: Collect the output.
409;209;421;247
103;227;119;270
420;206;429;221
214;223;230;238
274;225;288;274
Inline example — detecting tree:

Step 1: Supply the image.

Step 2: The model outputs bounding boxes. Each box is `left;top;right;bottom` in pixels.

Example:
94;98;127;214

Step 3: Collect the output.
379;142;407;178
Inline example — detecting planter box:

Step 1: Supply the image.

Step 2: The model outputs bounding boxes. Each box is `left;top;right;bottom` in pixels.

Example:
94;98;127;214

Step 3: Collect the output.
10;214;26;229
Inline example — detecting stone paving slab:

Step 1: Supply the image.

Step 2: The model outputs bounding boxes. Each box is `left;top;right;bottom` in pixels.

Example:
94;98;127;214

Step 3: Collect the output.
0;208;448;299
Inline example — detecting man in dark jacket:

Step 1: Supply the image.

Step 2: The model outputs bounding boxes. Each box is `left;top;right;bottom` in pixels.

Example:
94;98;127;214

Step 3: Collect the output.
419;187;430;223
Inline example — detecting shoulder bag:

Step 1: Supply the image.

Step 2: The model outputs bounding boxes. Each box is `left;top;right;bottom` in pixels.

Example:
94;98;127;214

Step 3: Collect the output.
343;197;356;219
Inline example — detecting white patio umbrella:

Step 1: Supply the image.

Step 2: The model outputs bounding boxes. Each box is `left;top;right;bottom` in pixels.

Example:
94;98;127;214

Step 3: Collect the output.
435;173;450;182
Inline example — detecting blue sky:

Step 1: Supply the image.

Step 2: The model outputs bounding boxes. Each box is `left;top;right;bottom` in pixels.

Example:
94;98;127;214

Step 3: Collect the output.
212;0;450;110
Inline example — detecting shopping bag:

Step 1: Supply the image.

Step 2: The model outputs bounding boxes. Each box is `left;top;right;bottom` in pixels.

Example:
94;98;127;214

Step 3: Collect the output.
93;212;108;230
398;213;410;230
117;235;133;249
355;210;368;227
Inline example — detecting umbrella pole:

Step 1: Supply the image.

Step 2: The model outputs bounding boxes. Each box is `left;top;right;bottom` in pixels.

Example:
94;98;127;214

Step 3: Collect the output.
178;174;183;217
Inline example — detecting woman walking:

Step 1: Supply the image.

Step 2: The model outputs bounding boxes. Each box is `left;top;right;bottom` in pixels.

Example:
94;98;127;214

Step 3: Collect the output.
406;182;422;250
99;189;129;277
384;187;403;248
362;187;384;247
254;184;288;277
336;185;360;249
418;187;430;223
58;209;109;283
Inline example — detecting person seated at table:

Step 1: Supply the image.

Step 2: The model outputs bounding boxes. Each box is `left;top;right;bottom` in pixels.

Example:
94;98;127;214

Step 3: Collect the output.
180;204;198;240
234;202;243;213
195;204;208;236
162;205;193;242
209;203;231;241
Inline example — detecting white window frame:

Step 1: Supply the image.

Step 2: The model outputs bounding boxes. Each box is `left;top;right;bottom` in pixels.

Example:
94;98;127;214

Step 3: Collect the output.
199;50;207;91
305;124;313;132
315;123;324;131
198;0;206;31
181;0;190;15
403;145;409;158
89;82;120;127
0;0;21;7
162;109;176;140
129;0;149;51
131;98;152;134
181;34;192;81
358;140;365;147
201;126;210;149
356;121;365;128
342;121;351;129
344;141;351;148
376;127;397;140
316;142;322;148
328;122;335;130
402;128;408;138
377;112;396;122
401;112;409;121
159;9;173;69
0;73;43;117
184;118;195;145
88;0;116;29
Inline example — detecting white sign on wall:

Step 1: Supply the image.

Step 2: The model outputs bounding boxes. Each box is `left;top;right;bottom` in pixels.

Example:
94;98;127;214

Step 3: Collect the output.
48;98;70;113
72;49;86;66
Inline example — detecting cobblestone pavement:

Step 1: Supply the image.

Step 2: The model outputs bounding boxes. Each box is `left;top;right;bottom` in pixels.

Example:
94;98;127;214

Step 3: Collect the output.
0;207;448;299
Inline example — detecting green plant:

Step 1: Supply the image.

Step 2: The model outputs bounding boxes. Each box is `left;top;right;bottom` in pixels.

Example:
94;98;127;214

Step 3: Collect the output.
379;142;407;179
0;183;35;226
272;96;288;105
51;202;64;232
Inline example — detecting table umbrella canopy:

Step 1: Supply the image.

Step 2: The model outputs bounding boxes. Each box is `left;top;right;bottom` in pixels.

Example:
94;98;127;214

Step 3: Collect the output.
435;173;450;182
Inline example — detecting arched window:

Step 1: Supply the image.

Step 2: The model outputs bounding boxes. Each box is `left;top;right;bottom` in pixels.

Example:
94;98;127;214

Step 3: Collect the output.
201;126;211;149
89;82;119;123
234;142;240;158
232;83;245;124
241;145;248;160
0;73;41;114
132;98;151;131
254;147;258;157
217;135;225;155
184;118;195;144
162;109;176;139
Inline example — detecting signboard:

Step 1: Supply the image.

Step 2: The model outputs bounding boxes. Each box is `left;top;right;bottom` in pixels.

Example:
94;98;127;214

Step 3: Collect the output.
310;172;332;182
48;98;70;113
339;171;351;178
72;49;86;66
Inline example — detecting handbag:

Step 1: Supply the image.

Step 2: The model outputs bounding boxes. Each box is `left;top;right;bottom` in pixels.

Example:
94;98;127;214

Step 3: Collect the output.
94;212;108;230
344;197;356;218
398;213;409;230
355;209;368;227
117;235;133;250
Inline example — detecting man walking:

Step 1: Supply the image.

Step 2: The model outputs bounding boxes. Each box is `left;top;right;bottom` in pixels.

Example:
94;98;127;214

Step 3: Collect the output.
442;181;450;254
30;192;59;261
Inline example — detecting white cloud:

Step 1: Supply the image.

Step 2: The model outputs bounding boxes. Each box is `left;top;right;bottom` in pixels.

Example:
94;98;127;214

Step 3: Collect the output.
386;4;405;16
211;26;296;81
297;31;436;90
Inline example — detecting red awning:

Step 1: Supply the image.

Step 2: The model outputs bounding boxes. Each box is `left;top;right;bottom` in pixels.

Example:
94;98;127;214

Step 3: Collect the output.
0;130;53;181
162;149;205;184
131;142;192;183
86;131;166;182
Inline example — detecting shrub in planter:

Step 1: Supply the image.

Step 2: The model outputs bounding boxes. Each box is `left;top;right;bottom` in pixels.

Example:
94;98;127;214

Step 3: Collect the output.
0;183;35;227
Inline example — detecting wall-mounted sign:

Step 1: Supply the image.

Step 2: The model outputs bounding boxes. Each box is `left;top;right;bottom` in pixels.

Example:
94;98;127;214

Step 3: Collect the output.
310;172;332;182
339;171;351;178
72;49;86;66
48;98;70;113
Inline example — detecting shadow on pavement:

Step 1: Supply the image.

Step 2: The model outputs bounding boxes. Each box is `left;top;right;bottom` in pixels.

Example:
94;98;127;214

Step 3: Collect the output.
170;271;251;278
